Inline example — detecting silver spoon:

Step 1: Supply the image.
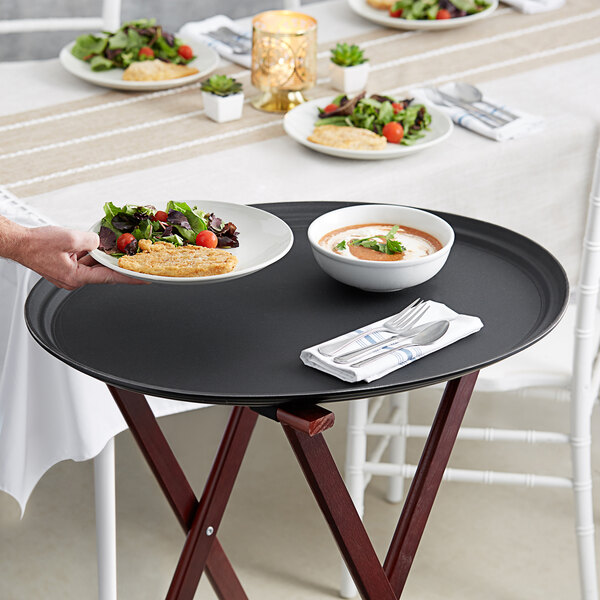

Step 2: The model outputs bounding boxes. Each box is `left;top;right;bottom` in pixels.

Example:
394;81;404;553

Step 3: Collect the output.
424;87;503;129
435;87;509;126
333;320;443;364
350;320;450;368
453;82;519;121
204;28;251;54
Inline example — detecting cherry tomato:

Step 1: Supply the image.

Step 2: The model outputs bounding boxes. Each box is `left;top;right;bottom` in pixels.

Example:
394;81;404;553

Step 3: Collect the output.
152;210;168;222
382;122;404;144
117;233;136;252
391;102;404;114
324;103;339;114
177;45;194;60
196;230;218;248
389;7;403;17
436;8;451;19
138;46;154;58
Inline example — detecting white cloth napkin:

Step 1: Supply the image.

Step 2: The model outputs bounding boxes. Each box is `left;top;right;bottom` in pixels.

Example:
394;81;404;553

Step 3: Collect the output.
501;0;565;14
179;16;252;69
300;301;483;383
417;83;545;142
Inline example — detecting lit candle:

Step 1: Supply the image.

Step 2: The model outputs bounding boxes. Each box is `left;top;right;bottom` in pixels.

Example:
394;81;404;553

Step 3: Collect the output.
251;11;317;113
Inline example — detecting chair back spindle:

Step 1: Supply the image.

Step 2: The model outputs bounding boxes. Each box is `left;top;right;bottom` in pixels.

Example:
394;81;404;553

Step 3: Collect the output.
0;0;121;34
342;146;600;600
575;147;600;414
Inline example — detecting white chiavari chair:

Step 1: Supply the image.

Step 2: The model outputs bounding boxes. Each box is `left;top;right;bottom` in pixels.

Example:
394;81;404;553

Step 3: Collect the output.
0;0;121;35
341;148;600;599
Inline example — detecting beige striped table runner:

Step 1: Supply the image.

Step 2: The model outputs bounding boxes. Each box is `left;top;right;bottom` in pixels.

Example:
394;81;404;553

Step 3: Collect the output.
1;0;598;198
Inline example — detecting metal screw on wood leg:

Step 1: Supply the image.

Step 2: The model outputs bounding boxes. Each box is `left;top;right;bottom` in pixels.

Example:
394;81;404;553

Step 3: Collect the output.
206;526;214;536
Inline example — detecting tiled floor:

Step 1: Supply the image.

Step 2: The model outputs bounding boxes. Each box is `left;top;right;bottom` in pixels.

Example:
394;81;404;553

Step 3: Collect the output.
0;388;598;599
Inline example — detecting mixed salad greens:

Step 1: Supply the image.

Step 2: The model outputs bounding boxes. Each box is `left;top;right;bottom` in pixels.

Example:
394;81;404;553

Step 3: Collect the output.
389;0;491;20
71;19;195;72
316;92;431;146
98;202;239;257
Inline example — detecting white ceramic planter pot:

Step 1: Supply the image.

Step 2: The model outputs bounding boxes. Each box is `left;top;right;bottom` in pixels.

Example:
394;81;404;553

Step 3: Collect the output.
329;62;370;94
202;91;244;123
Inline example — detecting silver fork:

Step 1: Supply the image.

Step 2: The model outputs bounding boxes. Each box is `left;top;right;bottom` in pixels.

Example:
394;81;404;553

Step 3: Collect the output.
424;87;506;129
317;299;429;357
216;26;251;41
436;89;511;126
204;27;252;54
333;320;437;364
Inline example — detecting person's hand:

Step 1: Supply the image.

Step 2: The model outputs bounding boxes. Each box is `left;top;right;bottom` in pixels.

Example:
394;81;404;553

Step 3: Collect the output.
11;225;146;290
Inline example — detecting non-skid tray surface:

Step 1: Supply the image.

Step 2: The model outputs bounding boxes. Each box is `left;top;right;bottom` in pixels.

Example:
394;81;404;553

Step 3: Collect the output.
26;202;568;406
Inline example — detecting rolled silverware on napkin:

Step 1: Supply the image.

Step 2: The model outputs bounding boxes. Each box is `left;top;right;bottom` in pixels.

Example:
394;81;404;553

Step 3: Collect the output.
418;83;545;142
500;0;565;14
300;300;483;383
179;16;252;69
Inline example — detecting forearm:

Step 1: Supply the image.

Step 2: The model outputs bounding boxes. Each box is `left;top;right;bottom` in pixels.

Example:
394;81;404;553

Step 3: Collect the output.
0;215;141;288
0;214;30;263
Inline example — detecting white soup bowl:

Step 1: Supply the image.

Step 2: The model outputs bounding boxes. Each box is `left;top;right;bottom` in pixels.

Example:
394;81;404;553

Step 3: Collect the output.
307;204;454;292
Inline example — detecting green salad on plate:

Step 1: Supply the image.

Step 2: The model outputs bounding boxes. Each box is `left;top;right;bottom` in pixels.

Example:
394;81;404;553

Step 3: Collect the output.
71;18;195;72
316;92;432;146
389;0;491;20
97;201;239;257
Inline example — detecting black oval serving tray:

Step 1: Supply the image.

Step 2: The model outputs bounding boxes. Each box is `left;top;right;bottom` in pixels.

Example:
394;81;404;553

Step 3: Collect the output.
25;202;569;407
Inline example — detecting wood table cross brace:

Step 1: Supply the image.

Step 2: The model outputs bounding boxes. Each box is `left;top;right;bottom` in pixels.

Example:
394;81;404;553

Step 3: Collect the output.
106;369;478;600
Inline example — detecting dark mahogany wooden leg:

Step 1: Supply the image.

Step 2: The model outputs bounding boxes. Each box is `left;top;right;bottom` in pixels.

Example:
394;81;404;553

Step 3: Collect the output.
278;405;397;600
204;540;247;600
108;370;478;600
166;405;258;600
107;386;253;600
277;372;479;600
383;371;479;596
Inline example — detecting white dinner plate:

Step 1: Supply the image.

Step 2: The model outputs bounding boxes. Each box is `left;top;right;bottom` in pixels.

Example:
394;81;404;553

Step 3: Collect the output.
347;0;498;30
283;96;453;160
89;201;294;284
59;39;219;91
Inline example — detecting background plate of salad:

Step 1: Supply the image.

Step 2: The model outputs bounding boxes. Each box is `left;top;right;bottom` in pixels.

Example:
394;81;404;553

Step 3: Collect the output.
59;25;218;91
89;200;294;284
348;0;498;30
283;95;453;160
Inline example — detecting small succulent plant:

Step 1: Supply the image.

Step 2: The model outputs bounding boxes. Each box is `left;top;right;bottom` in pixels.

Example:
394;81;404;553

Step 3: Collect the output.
330;43;368;67
200;74;243;97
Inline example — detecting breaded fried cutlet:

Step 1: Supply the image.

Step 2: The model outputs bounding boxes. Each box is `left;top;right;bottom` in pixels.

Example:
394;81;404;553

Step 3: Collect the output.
122;60;199;81
366;0;395;10
118;239;237;277
308;125;387;151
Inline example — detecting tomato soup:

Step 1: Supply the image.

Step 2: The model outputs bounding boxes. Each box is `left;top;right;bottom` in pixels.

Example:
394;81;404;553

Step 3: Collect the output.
319;223;442;262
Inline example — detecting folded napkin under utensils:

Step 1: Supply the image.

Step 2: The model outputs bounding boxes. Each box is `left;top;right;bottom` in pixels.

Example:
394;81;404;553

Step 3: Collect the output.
418;82;545;141
179;15;252;69
300;300;483;383
501;0;565;14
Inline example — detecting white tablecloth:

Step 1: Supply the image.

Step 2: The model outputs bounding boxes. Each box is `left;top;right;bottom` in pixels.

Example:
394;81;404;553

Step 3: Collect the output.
0;188;210;513
0;0;599;512
2;2;598;280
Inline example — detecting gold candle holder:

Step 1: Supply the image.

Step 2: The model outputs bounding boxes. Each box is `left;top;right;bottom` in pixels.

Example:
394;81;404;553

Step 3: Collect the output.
251;10;317;113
